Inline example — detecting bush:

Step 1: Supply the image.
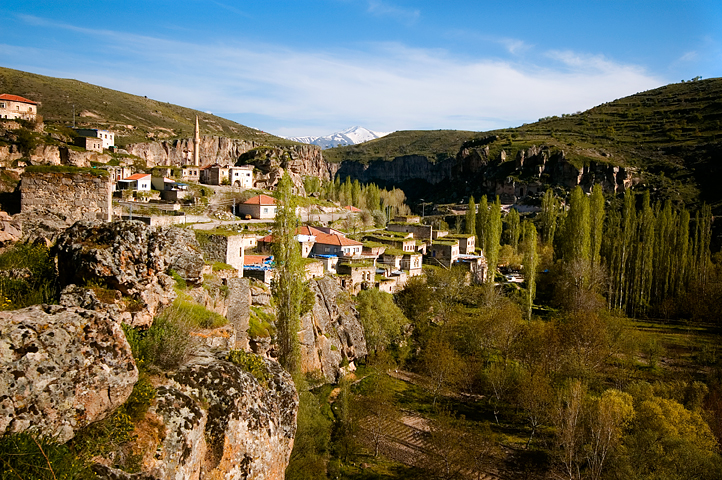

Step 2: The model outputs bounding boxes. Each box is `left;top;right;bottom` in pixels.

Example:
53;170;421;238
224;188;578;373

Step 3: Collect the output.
0;243;59;309
160;295;228;330
0;432;95;479
133;317;193;370
227;349;271;386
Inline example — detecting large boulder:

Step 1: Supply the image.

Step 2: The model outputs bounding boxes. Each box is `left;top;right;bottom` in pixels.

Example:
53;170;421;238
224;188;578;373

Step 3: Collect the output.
54;221;206;327
0;305;138;443
94;351;298;480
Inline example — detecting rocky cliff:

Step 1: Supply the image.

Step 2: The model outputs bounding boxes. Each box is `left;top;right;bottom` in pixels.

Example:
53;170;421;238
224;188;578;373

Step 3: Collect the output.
335;142;636;202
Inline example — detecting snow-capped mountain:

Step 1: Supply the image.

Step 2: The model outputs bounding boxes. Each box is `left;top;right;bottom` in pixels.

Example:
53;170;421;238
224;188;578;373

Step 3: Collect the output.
285;126;390;149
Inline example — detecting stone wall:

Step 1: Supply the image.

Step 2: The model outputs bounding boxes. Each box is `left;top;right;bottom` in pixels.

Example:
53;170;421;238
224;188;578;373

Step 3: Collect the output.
20;170;113;222
196;231;245;271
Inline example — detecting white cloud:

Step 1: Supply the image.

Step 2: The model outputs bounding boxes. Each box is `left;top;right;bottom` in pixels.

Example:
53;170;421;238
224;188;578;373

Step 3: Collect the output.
6;16;664;137
365;0;420;24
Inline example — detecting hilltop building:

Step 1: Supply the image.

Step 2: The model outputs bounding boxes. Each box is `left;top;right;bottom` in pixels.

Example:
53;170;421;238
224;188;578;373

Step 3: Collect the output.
73;128;115;149
0;94;38;121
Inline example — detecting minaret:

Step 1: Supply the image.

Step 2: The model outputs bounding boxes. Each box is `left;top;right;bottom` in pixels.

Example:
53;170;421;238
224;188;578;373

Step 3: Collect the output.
193;115;200;166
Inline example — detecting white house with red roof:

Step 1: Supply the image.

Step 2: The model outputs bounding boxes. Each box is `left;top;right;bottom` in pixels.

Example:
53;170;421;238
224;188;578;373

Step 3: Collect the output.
0;94;38;121
117;173;152;191
299;225;363;257
237;194;277;219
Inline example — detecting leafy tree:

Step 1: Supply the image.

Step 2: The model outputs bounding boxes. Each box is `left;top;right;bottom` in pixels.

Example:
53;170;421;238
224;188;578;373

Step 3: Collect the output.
521;220;539;321
420;336;465;405
286;388;333;480
484;196;502;283
465;196;476;235
272;172;305;374
356;289;408;354
504;207;521;252
539;189;560;245
476;195;488;253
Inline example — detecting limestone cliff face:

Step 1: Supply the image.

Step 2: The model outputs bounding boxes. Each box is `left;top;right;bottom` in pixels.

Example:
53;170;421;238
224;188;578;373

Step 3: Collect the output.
335;144;636;200
299;276;367;383
125;136;259;168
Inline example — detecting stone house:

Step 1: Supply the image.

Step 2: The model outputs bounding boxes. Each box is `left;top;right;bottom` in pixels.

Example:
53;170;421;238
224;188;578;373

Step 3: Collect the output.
379;249;405;270
0;94;37;121
200;164;230;185
387;222;433;241
74;136;104;153
73;128;115;149
363;232;416;253
310;230;363;257
336;261;375;294
303;259;325;280
238;194;277;219
456;254;487;284
151;176;176;191
101;166;133;184
445;233;476;254
181;166;200;183
196;231;245;272
427;239;460;268
117;173;151;191
401;252;423;277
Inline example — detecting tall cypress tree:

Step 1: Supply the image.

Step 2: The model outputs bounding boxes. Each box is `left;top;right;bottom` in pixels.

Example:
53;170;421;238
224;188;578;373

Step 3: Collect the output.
522;220;539;321
476;196;489;254
589;184;605;268
272;172;305;374
485;196;502;283
466;196;476;235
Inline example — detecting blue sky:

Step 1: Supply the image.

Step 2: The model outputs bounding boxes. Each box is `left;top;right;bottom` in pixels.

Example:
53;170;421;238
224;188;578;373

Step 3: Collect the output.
1;1;720;137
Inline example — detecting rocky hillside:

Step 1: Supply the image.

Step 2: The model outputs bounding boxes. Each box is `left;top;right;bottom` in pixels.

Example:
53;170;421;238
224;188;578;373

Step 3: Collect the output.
0;219;369;479
0;66;298;147
329;78;722;210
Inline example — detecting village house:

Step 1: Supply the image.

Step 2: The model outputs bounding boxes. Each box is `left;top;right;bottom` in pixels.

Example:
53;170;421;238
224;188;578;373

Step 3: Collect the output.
74;136;104;153
0;94;38;121
427;238;460;268
238;194;277;219
181;166;200;183
363;231;417;253
200;164;229;185
99;165;133;183
336;260;375;294
445;233;476;254
117;173;151;191
456;254;488;284
387;221;433;241
401;252;423;277
230;165;254;188
195;231;245;272
244;255;274;284
73;128;115;149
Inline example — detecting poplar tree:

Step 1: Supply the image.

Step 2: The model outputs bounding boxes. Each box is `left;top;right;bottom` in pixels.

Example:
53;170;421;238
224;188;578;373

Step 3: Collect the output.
505;208;521;253
539;190;560;245
522;220;538;321
485;197;502;283
589;184;605;268
564;186;590;264
465;196;476;235
272;172;305;374
476;196;489;254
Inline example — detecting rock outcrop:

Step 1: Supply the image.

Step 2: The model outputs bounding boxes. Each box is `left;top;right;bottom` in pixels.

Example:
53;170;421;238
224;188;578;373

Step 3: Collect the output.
335;143;637;201
299;276;367;383
54;221;205;327
0;305;138;443
93;351;298;480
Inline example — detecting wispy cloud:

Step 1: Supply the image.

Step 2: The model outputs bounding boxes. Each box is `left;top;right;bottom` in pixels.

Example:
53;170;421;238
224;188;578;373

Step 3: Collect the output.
366;0;420;25
6;16;663;136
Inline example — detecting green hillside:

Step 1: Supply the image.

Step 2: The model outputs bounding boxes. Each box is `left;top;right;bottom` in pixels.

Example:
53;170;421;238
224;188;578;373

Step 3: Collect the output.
0;66;298;148
327;78;722;208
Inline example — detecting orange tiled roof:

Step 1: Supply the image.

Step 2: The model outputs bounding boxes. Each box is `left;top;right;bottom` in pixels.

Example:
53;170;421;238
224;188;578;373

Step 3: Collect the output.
123;173;151;181
244;255;271;265
344;205;362;212
243;194;276;205
0;94;37;105
262;226;362;247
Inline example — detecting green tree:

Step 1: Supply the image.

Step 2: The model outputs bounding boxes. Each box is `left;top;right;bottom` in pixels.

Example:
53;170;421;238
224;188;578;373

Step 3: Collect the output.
465;196;476;235
356;289;408;354
539;189;560;245
484;196;502;283
504;208;521;252
589;184;605;268
272;172;305;374
522;220;539;321
476;195;489;254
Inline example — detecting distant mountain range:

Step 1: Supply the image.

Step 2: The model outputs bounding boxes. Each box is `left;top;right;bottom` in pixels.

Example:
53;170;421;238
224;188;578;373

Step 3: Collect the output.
284;126;390;149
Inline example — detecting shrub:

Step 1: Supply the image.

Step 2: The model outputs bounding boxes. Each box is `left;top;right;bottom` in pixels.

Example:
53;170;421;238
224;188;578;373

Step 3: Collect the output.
160;295;228;330
0;243;59;309
227;349;271;386
0;432;95;480
134;317;192;370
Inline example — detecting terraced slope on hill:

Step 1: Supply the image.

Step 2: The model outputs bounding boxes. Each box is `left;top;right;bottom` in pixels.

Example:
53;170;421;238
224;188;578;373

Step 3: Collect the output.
0;66;297;148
